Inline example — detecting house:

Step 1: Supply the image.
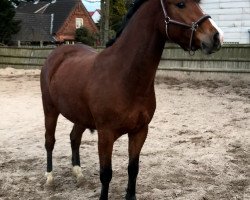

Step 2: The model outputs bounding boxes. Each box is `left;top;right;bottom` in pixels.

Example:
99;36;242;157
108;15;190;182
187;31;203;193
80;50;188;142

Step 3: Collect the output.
89;9;101;24
201;0;250;44
13;0;98;45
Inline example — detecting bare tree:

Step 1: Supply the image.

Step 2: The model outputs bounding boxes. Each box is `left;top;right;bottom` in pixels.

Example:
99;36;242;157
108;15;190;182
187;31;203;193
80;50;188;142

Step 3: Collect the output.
104;0;110;45
100;0;105;45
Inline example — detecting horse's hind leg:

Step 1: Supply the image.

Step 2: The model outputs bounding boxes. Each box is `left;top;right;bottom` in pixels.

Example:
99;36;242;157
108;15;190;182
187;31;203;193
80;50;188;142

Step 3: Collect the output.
70;124;85;184
41;69;59;186
44;109;59;186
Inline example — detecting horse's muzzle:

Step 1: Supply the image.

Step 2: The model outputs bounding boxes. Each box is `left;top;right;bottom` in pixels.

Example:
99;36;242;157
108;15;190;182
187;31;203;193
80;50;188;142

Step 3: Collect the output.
201;32;222;54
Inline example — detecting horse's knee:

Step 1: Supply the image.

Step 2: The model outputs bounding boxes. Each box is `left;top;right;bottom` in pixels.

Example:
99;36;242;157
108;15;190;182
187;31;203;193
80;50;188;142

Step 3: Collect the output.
45;137;55;151
70;137;81;150
100;168;112;185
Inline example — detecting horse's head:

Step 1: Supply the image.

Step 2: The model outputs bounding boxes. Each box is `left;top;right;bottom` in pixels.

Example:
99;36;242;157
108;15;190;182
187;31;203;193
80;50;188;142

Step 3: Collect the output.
159;0;224;54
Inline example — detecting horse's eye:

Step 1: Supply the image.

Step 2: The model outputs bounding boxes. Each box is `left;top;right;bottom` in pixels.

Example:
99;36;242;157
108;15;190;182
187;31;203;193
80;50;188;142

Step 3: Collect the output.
176;2;185;9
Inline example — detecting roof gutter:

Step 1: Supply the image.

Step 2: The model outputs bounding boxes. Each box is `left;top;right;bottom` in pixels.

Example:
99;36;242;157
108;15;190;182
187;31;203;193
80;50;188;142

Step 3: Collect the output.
34;3;50;13
50;13;54;35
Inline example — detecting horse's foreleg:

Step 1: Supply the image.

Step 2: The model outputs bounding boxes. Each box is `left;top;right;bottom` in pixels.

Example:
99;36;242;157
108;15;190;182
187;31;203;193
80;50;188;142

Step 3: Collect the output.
70;124;85;184
98;130;115;200
44;112;59;186
126;126;148;200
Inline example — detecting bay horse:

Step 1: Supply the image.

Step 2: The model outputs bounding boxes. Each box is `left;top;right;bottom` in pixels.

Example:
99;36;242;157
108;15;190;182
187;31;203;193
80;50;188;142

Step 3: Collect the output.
40;0;223;199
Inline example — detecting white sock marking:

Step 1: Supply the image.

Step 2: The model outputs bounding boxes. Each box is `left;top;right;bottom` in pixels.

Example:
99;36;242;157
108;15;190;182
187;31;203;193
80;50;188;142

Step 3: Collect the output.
45;171;54;185
72;166;84;178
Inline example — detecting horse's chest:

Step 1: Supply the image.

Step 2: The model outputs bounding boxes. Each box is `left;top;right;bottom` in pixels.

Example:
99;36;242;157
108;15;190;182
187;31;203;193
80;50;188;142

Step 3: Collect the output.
117;96;156;131
91;91;156;131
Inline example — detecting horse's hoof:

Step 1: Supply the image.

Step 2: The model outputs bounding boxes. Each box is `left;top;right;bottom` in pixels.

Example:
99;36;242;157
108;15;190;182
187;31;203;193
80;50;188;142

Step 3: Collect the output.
72;166;84;186
72;166;83;177
45;172;54;186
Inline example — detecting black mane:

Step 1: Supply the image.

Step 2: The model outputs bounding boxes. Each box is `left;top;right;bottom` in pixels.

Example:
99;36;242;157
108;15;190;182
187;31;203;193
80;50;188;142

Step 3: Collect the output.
106;0;148;47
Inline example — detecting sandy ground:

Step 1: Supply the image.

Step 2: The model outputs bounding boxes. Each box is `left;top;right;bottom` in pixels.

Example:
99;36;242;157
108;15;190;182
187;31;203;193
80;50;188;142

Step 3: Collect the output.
0;68;249;200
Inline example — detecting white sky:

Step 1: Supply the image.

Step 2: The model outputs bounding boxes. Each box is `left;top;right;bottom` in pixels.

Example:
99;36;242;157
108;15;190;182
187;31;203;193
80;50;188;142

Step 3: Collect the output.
82;0;100;11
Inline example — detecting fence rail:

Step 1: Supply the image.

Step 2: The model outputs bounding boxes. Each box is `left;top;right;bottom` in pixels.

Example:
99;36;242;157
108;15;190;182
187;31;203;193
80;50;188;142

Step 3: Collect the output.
159;44;250;73
0;45;249;72
0;46;53;69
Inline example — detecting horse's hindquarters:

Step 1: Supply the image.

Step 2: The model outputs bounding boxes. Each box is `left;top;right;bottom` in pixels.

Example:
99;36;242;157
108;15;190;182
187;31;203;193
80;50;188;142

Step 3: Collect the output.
41;44;97;128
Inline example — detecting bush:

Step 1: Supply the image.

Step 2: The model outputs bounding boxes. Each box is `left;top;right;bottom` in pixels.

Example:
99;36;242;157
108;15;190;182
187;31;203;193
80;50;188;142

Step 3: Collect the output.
75;27;97;46
0;0;21;44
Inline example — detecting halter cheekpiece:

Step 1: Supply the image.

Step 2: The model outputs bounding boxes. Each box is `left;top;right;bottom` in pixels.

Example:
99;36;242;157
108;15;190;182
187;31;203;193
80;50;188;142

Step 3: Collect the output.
160;0;211;55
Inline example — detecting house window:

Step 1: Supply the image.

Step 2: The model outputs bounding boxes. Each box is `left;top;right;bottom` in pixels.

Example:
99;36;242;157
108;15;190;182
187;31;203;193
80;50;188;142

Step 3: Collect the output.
76;18;83;29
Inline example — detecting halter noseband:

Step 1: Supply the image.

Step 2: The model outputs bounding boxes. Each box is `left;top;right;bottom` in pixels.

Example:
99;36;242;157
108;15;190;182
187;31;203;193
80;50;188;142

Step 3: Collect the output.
160;0;211;55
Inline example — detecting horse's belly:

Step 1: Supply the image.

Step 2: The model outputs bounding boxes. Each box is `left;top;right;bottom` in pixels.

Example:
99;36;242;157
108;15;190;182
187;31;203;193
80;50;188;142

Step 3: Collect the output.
59;100;95;127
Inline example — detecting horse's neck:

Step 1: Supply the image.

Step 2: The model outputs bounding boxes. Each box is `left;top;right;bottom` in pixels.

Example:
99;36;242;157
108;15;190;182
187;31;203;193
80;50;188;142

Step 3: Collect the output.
109;0;166;93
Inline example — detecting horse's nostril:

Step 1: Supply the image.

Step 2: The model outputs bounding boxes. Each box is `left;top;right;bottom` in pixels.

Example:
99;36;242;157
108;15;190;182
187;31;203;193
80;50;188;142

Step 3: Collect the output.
213;32;220;44
201;42;207;50
201;42;212;54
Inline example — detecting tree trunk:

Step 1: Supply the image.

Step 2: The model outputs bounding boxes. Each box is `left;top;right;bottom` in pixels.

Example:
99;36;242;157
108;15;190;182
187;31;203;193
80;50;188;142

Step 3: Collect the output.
104;0;110;45
100;0;105;45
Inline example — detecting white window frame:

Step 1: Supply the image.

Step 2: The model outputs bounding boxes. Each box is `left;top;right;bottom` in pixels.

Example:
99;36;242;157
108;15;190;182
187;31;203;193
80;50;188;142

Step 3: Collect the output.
76;18;83;29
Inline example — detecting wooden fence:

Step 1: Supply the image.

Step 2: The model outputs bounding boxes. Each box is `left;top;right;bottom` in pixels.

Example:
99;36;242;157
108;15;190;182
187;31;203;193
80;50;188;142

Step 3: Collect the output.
0;44;249;73
159;44;250;73
0;47;53;69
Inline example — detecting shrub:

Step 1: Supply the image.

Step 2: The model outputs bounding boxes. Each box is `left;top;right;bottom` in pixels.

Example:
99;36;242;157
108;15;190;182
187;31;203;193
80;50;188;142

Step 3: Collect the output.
75;27;97;46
